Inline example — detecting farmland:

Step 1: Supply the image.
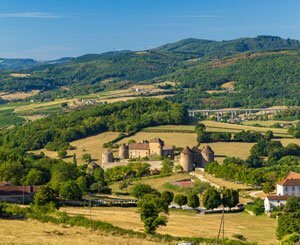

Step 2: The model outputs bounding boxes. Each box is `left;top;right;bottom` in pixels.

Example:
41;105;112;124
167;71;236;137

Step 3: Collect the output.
62;207;278;245
0;219;158;245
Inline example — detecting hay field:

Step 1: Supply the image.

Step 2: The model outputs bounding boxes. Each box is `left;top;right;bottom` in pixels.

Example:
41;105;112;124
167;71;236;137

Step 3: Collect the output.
32;131;120;164
242;120;293;127
119;131;198;148
202;120;289;136
0;90;39;100
62;207;277;245
0;219;158;245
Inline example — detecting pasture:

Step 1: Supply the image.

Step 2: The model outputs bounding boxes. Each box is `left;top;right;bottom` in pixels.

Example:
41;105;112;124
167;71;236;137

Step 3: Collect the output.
62;207;278;245
0;219;158;245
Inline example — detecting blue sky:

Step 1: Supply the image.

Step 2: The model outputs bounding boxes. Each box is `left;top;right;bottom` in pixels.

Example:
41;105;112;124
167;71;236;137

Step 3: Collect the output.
0;0;299;60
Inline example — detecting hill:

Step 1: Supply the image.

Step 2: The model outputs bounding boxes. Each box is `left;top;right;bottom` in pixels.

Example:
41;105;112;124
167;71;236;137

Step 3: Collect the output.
0;35;299;108
154;35;300;58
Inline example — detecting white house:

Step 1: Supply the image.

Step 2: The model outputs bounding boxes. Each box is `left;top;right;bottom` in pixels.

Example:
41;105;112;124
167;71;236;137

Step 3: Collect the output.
264;172;300;212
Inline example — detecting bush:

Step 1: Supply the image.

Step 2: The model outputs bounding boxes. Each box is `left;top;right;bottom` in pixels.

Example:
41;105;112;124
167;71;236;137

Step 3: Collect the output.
130;184;158;199
34;185;57;207
161;191;174;205
59;181;82;200
187;193;200;208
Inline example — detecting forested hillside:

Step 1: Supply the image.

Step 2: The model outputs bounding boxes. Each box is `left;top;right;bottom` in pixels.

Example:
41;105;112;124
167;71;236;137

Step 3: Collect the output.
166;50;300;108
0;98;186;152
0;35;299;109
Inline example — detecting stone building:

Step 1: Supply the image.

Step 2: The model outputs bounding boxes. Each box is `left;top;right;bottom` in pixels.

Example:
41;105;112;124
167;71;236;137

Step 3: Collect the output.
119;138;174;160
101;151;114;164
180;145;214;172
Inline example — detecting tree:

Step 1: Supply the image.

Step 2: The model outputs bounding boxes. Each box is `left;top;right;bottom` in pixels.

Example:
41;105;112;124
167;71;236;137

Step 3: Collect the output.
34;185;57;206
160;158;174;175
22;168;45;185
264;130;274;141
284;196;300;213
72;154;77;166
130;184;157;199
161;191;174;205
76;176;88;194
58;149;67;159
187;193;200;208
82;153;92;163
202;188;221;210
262;182;275;194
174;194;187;208
277;211;300;240
221;189;239;210
59;181;82;200
138;194;168;234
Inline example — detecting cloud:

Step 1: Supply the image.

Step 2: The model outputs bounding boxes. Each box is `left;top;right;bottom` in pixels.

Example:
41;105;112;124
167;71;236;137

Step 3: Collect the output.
0;12;59;19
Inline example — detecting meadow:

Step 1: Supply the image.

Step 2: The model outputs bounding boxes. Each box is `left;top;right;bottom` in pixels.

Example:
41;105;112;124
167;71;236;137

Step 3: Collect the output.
0;219;158;245
62;207;278;245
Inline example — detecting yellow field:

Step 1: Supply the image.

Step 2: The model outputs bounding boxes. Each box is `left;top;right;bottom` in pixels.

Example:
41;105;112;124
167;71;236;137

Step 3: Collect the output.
202;120;289;136
220;81;236;89
0;219;158;245
62;207;278;245
242;120;293;127
274;138;300;146
10;73;30;78
119;131;198;148
32;131;120;164
0;90;39;100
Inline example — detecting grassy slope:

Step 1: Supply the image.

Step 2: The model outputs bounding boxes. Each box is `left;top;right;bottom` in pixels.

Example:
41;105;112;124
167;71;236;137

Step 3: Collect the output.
62;207;278;245
0;219;159;245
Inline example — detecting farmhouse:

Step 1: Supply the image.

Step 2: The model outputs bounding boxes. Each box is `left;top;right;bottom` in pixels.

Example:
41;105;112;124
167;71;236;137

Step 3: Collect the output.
0;182;40;203
119;138;174;160
264;171;300;212
180;145;214;172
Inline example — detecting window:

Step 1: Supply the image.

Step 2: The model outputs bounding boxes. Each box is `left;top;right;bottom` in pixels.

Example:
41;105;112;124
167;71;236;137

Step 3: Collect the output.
285;187;288;192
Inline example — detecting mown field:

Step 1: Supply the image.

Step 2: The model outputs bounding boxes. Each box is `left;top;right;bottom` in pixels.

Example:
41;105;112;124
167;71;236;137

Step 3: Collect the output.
0;219;159;245
31;120;300;165
62;207;278;245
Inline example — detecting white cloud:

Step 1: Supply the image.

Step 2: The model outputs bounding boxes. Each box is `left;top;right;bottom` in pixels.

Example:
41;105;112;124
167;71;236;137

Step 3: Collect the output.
0;12;59;19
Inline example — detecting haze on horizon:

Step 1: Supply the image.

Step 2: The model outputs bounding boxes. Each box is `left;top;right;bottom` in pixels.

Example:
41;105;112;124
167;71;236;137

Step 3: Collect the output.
0;0;299;60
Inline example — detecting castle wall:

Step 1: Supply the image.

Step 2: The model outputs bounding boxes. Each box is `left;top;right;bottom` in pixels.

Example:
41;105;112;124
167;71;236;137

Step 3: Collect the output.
129;149;150;159
102;153;114;164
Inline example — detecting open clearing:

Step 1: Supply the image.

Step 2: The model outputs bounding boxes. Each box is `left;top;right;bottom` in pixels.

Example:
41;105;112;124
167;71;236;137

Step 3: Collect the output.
110;173;192;194
0;90;39;100
31;131;120;164
62;207;278;245
0;219;158;245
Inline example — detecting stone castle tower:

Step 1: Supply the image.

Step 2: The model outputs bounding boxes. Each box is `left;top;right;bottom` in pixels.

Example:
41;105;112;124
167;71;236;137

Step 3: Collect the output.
102;151;114;164
119;144;129;159
180;146;195;172
149;138;163;156
179;145;214;172
201;145;214;164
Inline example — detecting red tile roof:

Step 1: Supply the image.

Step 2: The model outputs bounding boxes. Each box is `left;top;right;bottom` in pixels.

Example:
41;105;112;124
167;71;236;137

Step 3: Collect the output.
129;143;149;150
278;172;300;186
266;195;290;201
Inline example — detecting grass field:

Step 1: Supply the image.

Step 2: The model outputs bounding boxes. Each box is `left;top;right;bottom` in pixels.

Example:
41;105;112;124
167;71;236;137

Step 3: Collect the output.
242;120;293;127
62;207;278;245
0;219;158;245
110;173;193;194
0;90;39;100
32;131;120;164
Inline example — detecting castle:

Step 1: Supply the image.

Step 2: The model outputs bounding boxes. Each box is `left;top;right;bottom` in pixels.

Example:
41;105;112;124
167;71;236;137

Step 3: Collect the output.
119;138;174;160
180;145;214;172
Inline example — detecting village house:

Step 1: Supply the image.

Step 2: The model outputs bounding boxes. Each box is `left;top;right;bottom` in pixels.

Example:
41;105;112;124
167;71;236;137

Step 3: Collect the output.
264;172;300;212
0;181;40;203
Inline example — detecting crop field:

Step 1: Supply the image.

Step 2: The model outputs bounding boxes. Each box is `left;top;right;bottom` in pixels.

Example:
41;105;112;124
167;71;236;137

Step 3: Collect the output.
62;207;278;245
242;120;293;127
0;219;158;245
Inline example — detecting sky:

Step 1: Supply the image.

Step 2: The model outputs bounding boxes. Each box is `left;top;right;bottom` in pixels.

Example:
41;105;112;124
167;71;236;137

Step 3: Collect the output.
0;0;299;60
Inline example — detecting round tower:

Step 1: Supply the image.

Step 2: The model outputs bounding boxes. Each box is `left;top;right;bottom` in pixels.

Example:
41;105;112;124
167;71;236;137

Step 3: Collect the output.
180;146;194;172
119;144;129;159
201;145;214;164
102;151;114;164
